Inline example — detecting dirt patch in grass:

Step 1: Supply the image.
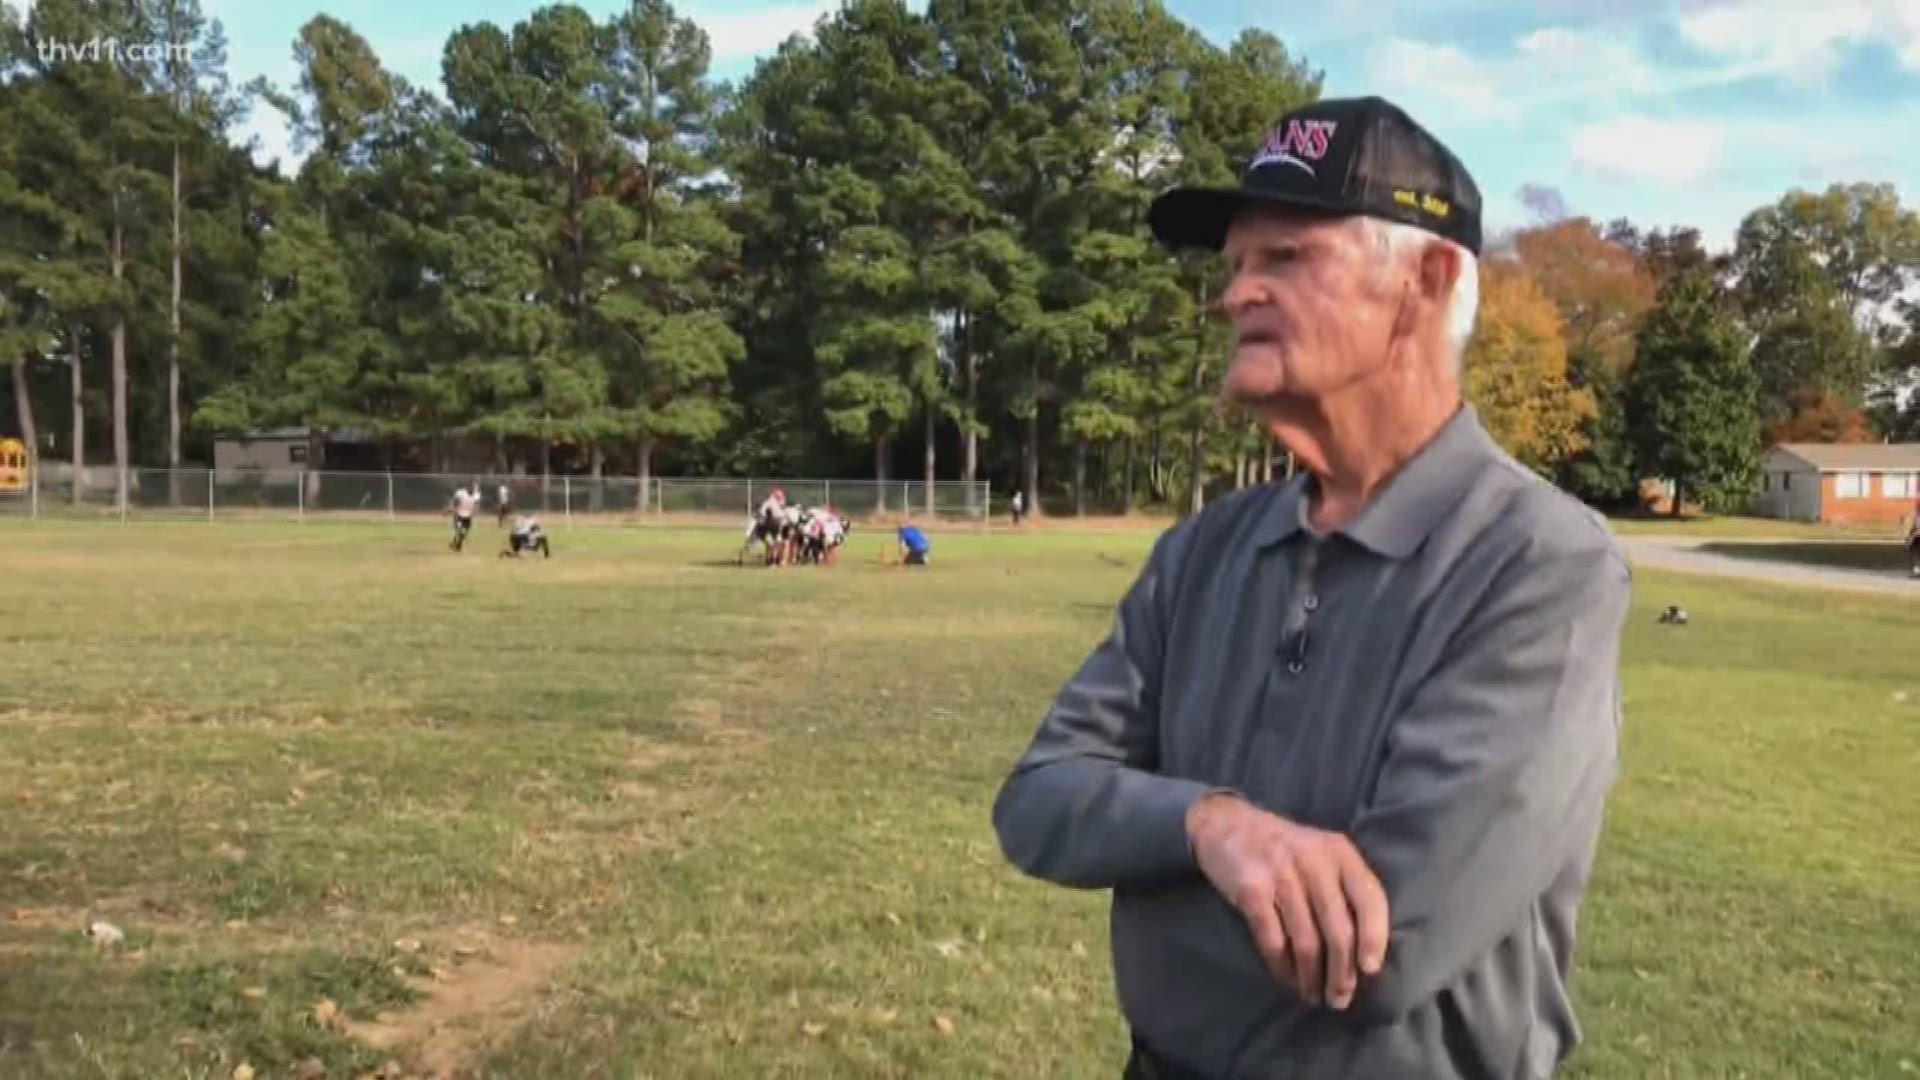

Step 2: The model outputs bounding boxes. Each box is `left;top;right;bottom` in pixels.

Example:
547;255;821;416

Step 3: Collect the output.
344;929;581;1079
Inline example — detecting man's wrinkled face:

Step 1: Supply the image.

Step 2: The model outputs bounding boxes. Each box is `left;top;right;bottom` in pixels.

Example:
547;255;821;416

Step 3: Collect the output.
1217;210;1403;409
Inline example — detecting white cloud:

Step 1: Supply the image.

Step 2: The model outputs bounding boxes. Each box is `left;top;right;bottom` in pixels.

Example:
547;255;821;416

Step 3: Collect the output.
1570;116;1727;186
238;102;299;177
692;0;838;65
1365;25;1669;122
1676;0;1920;81
1514;26;1659;95
1365;38;1508;115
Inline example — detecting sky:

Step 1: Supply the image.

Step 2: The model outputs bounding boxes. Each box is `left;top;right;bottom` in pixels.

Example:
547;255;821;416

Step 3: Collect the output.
30;0;1919;254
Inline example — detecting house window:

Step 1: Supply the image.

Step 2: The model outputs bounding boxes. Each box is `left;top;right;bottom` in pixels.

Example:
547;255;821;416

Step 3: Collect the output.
1835;472;1865;499
1885;473;1915;500
1783;473;1792;491
288;443;308;465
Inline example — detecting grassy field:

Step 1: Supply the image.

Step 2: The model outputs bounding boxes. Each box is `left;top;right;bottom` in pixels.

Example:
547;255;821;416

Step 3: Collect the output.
1603;512;1909;540
1697;539;1916;574
1;519;1916;1080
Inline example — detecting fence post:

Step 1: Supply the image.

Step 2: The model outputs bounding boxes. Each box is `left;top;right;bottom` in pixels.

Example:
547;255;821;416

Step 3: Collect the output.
298;469;306;523
984;479;991;530
825;479;831;510
565;475;572;526
120;467;128;523
747;479;754;516
387;471;394;521
208;469;215;522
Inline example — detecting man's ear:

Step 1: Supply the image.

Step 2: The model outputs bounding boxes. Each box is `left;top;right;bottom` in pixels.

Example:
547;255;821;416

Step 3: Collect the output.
1417;240;1462;307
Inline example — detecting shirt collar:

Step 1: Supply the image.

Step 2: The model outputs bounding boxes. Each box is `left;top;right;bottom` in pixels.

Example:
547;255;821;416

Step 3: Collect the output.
1250;405;1496;560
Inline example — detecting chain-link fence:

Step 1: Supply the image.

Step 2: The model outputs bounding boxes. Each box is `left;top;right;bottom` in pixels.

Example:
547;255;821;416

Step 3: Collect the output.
0;468;993;525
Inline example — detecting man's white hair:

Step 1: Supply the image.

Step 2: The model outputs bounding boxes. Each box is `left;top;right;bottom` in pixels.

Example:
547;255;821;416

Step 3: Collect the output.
1362;217;1479;372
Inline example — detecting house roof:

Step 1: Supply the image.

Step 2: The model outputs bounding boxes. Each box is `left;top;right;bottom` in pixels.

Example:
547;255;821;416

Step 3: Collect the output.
217;427;375;443
1770;442;1920;471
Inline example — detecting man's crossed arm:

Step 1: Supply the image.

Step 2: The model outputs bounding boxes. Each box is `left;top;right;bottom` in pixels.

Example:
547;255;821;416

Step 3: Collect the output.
992;529;1630;1019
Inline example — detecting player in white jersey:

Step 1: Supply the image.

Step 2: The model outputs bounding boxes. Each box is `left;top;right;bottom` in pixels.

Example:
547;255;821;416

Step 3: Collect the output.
448;485;480;551
807;507;847;566
742;488;788;565
778;503;808;566
500;513;550;558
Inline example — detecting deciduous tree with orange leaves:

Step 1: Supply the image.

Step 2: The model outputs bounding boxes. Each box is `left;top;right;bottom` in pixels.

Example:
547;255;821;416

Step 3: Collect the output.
1462;258;1596;476
1513;218;1656;377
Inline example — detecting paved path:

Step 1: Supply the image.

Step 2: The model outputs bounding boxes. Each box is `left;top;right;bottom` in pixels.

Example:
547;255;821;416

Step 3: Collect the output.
1619;536;1919;599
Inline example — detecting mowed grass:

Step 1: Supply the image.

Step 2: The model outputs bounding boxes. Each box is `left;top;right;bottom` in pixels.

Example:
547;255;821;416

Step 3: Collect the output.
1;518;1916;1079
1605;512;1908;540
1698;539;1915;575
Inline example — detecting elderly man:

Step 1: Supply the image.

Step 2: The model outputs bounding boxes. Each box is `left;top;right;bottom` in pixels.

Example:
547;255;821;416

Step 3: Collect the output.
992;97;1631;1080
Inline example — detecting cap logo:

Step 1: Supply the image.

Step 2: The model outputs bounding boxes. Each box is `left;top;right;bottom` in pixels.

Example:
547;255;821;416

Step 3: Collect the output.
1393;188;1452;219
1249;119;1339;177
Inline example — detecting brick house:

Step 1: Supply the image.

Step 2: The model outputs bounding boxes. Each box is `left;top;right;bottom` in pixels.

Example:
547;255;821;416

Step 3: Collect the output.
1754;443;1920;525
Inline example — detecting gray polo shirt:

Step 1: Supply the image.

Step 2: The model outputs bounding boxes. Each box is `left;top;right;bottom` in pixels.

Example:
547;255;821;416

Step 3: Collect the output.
992;406;1631;1080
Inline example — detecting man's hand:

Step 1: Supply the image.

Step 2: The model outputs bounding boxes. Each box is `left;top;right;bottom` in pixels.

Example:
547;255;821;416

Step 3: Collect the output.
1187;793;1389;1010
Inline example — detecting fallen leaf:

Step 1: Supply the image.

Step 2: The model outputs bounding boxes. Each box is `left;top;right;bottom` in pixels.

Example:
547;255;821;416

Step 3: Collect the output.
801;1021;825;1038
392;938;421;954
453;945;480;959
241;987;267;1001
429;965;452;982
498;915;518;926
1070;941;1087;958
232;1064;256;1080
870;1008;899;1024
172;1033;202;1050
215;842;248;864
224;920;249;933
311;998;343;1031
884;911;902;927
934;1015;955;1036
931;938;964;959
293;1057;327;1080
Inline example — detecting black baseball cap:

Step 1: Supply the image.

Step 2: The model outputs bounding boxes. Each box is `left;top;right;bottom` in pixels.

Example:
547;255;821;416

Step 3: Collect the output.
1147;96;1482;256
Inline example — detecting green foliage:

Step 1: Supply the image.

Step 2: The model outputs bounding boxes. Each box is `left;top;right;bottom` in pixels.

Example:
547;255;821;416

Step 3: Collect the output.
4;0;1915;513
1626;269;1763;513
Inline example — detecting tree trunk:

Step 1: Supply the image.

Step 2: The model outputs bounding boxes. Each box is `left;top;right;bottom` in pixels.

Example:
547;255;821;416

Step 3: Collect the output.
961;310;978;514
589;440;604;512
1262;439;1274;484
306;427;323;505
1148;424;1165;503
874;433;889;514
923;397;936;518
637;431;654;512
12;358;37;508
168;140;184;504
1023;410;1040;520
1670;477;1683;518
70;326;84;506
1186;419;1205;515
540;434;552;512
1073;441;1087;516
111;205;129;515
1184;362;1207;516
1234;452;1247;491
